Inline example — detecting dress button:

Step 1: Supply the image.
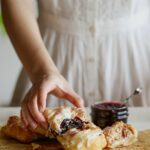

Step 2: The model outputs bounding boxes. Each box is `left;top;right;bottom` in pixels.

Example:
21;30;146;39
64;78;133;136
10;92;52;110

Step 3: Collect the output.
89;25;96;34
87;57;95;62
89;92;95;97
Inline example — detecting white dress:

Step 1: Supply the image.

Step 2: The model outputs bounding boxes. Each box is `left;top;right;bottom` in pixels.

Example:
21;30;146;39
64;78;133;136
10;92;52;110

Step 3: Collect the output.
11;0;150;107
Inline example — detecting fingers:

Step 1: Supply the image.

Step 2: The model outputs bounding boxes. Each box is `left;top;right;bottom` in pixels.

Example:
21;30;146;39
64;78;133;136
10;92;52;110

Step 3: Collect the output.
20;110;28;127
37;87;54;129
20;75;85;129
21;102;37;129
37;85;55;113
27;92;46;124
21;87;47;129
60;86;84;108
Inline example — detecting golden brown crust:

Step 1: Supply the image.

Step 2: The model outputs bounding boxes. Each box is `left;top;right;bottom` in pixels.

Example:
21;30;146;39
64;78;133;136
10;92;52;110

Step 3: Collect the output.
0;107;87;143
103;121;138;148
0;116;43;143
57;122;107;150
0;107;138;150
44;106;87;135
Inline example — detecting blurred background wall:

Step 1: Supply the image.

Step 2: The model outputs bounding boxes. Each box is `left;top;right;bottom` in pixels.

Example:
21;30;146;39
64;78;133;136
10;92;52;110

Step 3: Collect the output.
0;1;38;106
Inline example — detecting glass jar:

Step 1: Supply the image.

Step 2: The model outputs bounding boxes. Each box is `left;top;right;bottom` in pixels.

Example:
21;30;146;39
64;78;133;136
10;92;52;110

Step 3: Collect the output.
91;101;128;129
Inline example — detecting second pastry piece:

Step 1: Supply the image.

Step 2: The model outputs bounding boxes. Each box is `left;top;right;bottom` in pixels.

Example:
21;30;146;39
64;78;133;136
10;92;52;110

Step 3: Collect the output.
57;122;107;150
103;121;138;148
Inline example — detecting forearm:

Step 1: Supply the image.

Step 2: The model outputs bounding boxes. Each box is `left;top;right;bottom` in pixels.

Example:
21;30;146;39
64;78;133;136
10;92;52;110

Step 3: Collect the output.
1;0;58;83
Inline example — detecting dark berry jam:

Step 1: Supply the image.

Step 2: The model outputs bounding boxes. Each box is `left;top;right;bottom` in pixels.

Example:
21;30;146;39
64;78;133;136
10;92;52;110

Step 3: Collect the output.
91;101;128;129
60;117;84;134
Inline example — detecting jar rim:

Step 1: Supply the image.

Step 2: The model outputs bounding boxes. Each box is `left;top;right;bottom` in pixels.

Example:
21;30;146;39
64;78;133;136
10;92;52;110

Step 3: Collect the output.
91;101;128;111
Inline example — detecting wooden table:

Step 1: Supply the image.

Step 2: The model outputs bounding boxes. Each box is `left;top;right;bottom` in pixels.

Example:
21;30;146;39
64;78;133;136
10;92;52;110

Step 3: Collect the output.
0;107;150;150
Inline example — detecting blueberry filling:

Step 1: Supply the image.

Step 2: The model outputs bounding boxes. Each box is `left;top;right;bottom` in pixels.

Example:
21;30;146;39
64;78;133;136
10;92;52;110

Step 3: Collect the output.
48;117;88;136
60;117;84;134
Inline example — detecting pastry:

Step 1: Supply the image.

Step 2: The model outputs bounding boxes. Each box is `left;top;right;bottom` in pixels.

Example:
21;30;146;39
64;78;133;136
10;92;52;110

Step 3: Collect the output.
103;121;138;148
0;116;43;143
44;106;87;136
1;107;138;150
0;107;87;142
57;122;107;150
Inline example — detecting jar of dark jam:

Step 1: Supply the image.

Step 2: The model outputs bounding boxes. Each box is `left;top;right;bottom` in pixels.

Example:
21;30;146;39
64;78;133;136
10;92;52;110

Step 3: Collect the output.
91;101;128;129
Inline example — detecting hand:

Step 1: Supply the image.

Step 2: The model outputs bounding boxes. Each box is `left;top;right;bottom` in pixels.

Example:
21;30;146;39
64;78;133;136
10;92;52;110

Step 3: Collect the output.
21;71;84;129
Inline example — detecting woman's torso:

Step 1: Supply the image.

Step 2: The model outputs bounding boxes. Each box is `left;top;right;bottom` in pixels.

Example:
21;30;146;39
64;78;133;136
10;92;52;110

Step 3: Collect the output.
11;0;150;107
38;0;150;106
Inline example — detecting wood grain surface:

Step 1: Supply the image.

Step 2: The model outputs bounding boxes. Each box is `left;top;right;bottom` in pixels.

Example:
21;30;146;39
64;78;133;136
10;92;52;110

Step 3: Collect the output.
0;128;150;150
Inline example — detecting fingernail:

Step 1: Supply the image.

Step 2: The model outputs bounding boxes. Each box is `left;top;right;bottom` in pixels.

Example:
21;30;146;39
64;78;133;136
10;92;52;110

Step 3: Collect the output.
39;106;44;113
78;102;84;108
31;123;38;129
21;123;27;129
82;107;86;112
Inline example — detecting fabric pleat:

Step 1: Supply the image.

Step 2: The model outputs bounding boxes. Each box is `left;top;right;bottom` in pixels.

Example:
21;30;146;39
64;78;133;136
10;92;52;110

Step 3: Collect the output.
11;0;150;107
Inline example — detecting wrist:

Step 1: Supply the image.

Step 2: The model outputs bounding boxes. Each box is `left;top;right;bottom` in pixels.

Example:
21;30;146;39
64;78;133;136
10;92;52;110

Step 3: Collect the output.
30;65;59;84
